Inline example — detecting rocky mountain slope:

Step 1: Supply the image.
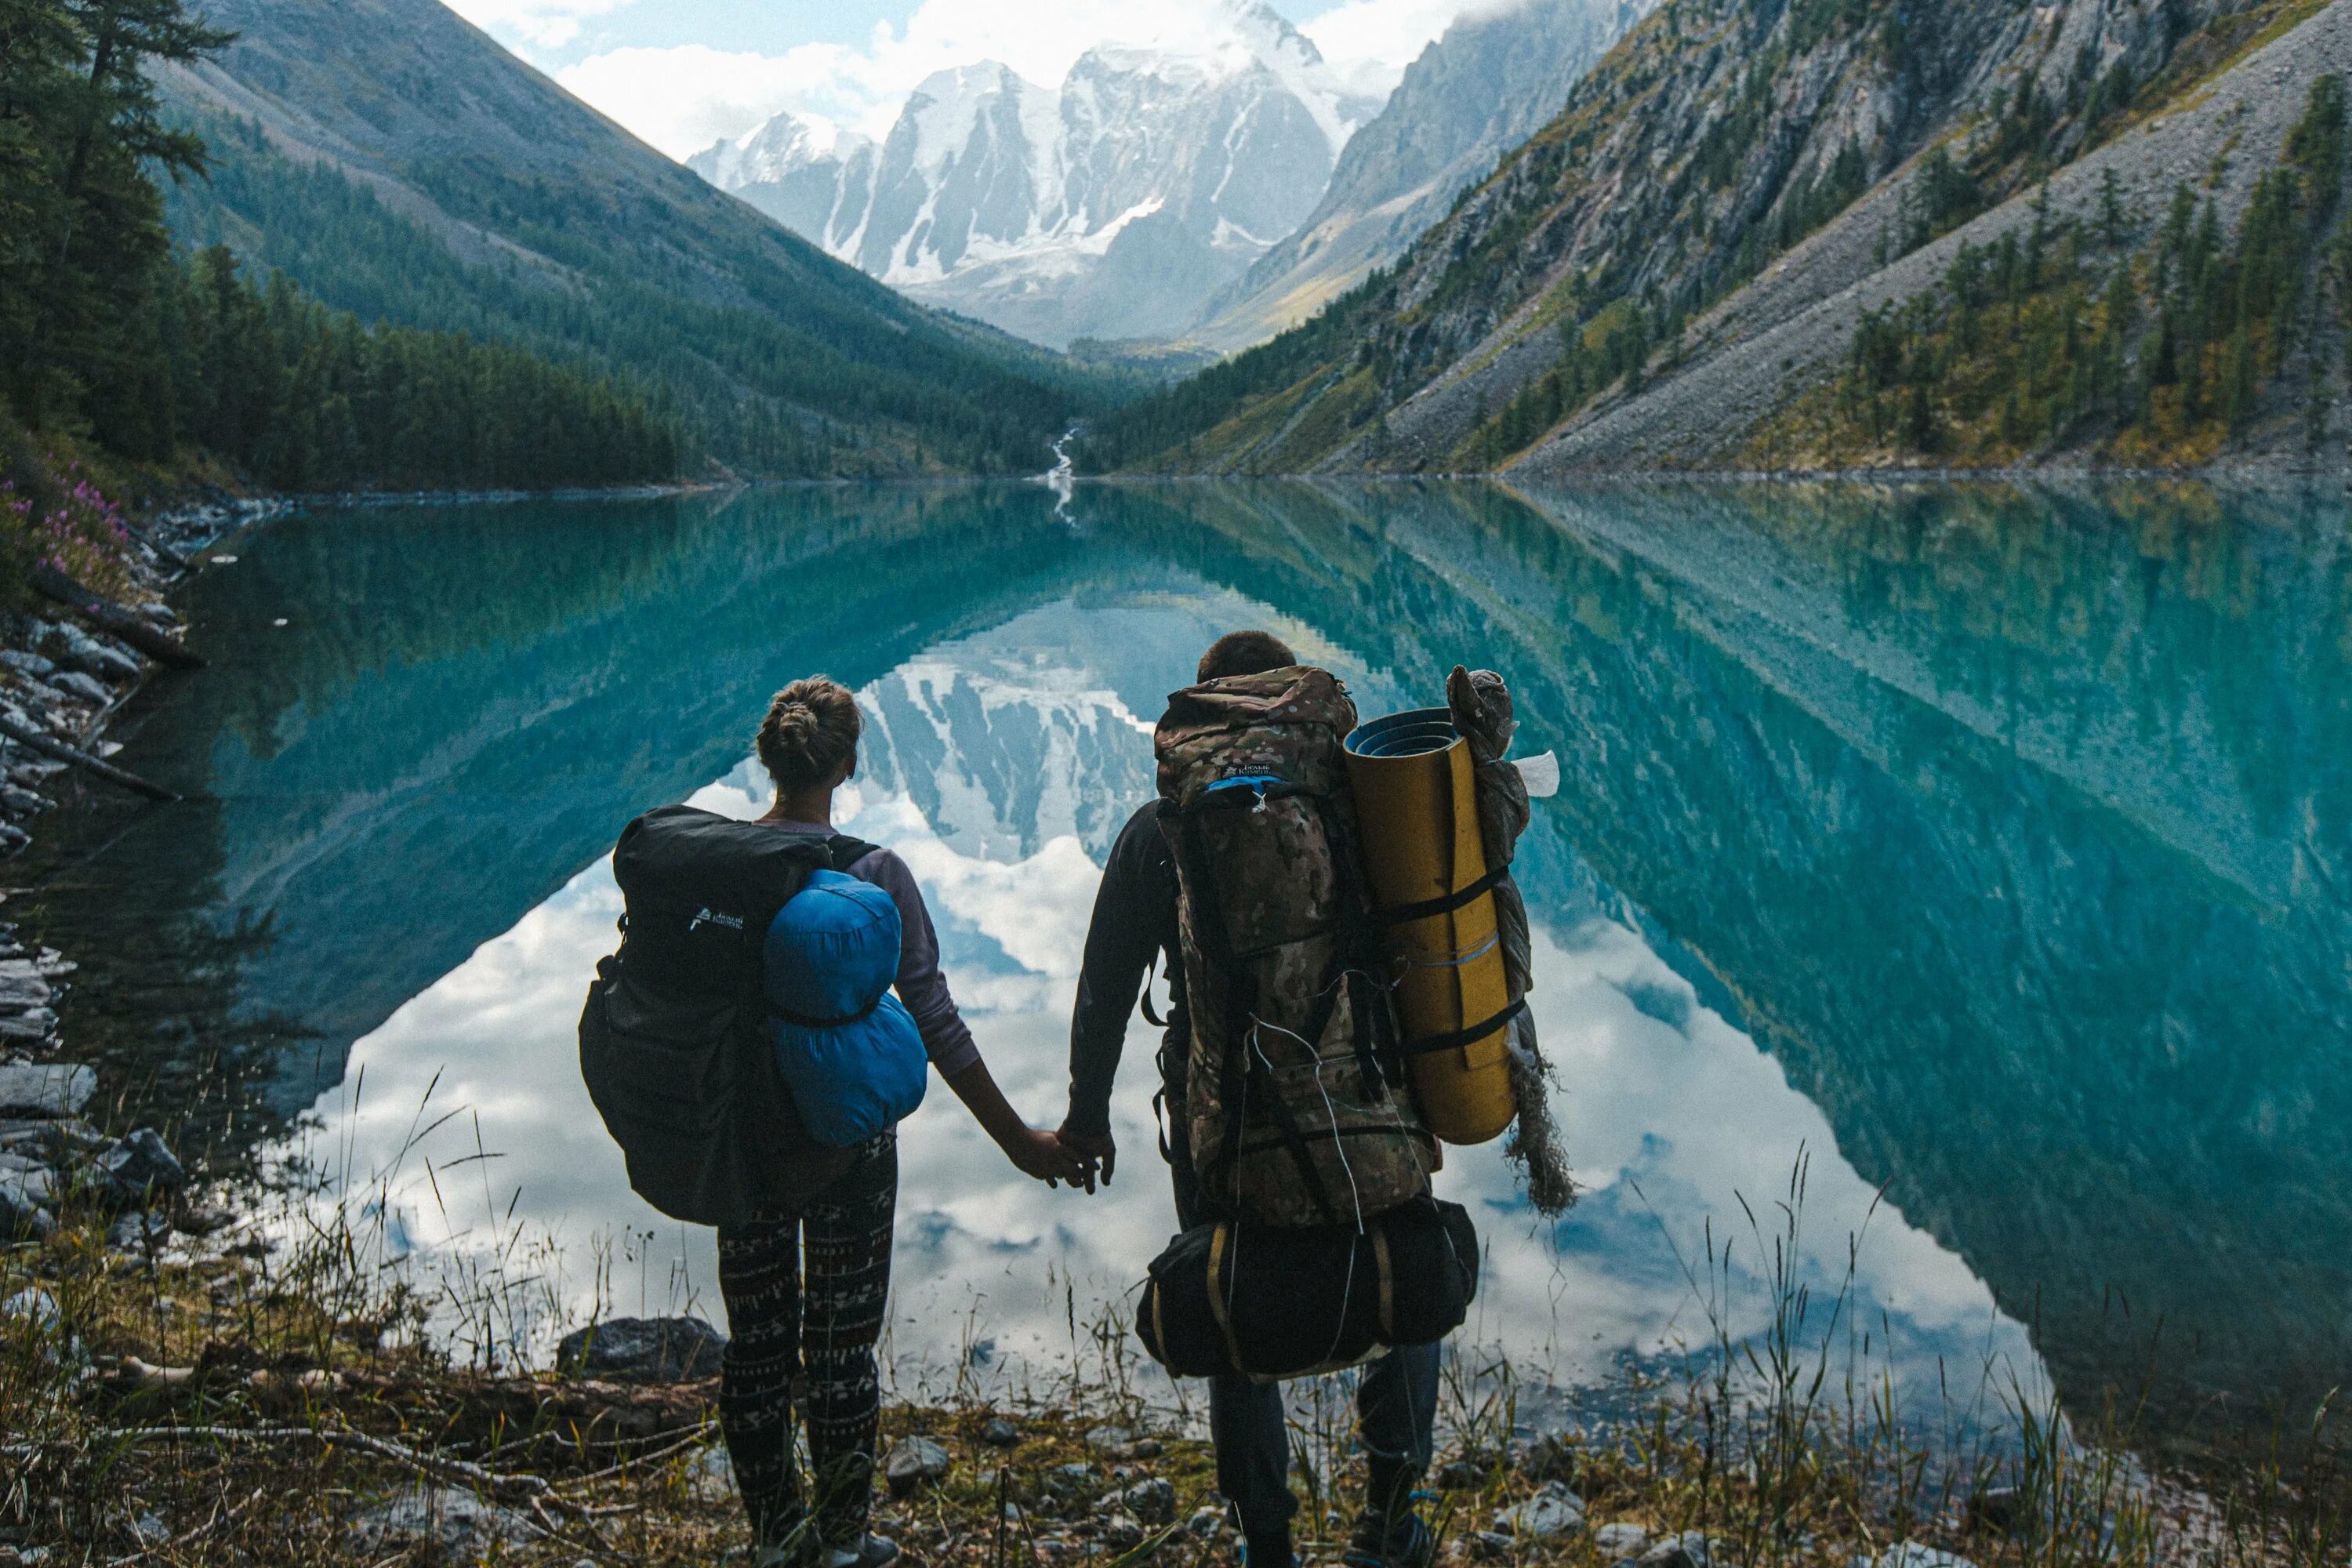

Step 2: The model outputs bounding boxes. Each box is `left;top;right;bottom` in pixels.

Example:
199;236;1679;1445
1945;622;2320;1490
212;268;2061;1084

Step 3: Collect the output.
1081;0;2342;475
158;0;1116;477
1184;0;1656;352
690;2;1378;350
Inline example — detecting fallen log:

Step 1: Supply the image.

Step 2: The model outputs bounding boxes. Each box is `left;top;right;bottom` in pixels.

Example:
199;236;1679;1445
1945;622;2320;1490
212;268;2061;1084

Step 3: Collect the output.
27;564;204;671
0;709;180;802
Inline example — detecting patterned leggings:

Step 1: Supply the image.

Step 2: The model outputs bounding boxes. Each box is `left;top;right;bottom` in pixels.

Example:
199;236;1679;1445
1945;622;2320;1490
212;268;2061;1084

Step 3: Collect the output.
718;1135;898;1551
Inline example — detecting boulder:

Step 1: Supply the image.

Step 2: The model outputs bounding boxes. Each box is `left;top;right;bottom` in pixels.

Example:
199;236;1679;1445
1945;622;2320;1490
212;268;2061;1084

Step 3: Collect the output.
1596;1523;1655;1561
49;672;110;706
1084;1425;1135;1454
1513;1433;1580;1484
978;1417;1022;1447
1636;1531;1725;1568
106;1210;172;1251
0;1010;57;1042
348;1485;538;1555
885;1436;952;1498
0;1064;87;1116
95;1129;187;1201
1098;1512;1145;1551
1047;1461;1101;1496
0;652;55;680
554;1316;726;1382
0;1172;53;1240
1119;1478;1177;1526
1495;1482;1586;1540
1185;1507;1227;1541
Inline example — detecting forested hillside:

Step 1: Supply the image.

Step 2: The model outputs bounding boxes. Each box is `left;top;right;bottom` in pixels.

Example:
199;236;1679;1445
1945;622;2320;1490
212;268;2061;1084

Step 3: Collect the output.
0;0;676;495
1083;0;2348;477
157;0;1124;480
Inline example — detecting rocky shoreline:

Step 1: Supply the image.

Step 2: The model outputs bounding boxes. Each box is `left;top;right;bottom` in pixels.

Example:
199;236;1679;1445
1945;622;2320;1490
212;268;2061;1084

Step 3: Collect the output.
0;495;285;1249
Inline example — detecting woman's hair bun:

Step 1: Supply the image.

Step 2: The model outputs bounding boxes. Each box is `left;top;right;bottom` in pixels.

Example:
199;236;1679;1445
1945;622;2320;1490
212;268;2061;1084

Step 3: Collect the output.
758;677;862;793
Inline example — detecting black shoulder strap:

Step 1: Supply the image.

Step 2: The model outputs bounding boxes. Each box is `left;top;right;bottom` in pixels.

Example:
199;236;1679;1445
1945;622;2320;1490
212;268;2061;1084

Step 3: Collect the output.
828;835;880;873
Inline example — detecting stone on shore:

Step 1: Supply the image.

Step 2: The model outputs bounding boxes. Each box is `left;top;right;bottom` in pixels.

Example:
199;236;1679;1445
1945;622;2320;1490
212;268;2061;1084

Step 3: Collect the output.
96;1128;187;1201
554;1316;726;1383
0;1168;55;1240
885;1436;953;1497
49;671;111;706
0;1064;91;1116
978;1416;1022;1447
1868;1547;1976;1568
1637;1531;1726;1568
348;1485;538;1555
1119;1477;1176;1526
1494;1482;1586;1540
1596;1523;1655;1561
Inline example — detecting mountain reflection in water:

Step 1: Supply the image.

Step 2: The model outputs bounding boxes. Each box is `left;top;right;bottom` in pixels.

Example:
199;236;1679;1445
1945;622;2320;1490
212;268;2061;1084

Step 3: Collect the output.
33;479;2348;1452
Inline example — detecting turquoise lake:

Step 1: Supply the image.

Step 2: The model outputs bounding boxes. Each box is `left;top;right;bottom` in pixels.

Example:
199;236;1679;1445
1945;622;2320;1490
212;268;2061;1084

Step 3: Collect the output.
38;478;2351;1454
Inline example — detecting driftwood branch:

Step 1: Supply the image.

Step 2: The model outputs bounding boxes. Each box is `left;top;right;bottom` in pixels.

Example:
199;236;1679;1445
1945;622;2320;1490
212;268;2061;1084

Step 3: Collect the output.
0;708;180;801
2;1422;551;1504
27;563;204;670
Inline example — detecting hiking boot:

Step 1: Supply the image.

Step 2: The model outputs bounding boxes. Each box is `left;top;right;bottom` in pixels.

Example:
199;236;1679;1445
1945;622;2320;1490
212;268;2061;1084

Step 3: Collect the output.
823;1534;900;1568
756;1536;901;1568
1343;1507;1435;1568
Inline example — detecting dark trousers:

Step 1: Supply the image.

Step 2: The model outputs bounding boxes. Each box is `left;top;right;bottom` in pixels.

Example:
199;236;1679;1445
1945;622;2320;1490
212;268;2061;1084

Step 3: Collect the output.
718;1134;898;1551
1166;1085;1441;1557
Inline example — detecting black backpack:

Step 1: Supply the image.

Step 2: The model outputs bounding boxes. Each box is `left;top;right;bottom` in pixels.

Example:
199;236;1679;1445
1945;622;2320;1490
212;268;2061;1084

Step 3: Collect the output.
1134;1195;1480;1381
579;804;877;1228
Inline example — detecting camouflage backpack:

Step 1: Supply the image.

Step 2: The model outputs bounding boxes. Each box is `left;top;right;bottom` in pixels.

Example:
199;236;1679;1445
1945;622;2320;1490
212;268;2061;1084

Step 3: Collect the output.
1155;666;1436;1229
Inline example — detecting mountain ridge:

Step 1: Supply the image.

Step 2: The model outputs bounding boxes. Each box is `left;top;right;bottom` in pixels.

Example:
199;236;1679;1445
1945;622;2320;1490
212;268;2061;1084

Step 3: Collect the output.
688;0;1377;350
160;0;1117;477
1080;0;2347;477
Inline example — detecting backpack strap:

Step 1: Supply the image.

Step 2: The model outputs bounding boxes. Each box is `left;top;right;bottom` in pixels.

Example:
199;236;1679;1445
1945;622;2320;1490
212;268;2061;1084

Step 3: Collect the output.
828;835;880;873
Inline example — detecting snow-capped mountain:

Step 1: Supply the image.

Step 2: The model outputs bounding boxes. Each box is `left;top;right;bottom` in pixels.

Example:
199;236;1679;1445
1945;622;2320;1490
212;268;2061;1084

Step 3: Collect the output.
1187;0;1656;351
688;1;1380;349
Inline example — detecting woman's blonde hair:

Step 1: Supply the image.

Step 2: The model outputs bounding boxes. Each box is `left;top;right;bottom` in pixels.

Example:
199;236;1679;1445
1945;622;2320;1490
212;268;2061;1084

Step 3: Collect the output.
757;677;862;793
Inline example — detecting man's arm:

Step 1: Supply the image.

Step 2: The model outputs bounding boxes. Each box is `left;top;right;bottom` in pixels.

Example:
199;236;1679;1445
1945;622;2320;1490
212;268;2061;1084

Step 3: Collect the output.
1063;804;1174;1172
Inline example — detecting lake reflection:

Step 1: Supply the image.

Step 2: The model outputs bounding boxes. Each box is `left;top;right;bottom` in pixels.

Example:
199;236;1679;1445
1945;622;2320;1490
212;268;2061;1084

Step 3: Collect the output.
38;479;2350;1453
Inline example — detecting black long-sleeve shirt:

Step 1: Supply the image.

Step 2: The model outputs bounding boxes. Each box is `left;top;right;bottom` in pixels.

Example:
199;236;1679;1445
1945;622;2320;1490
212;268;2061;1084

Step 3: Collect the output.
1065;800;1187;1139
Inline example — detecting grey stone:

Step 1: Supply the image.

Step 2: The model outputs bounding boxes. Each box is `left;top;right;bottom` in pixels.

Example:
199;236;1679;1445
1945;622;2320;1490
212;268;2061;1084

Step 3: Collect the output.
0;975;53;1012
0;788;47;815
1464;1531;1517;1560
348;1486;539;1555
2;1287;58;1328
1185;1508;1226;1540
1120;1478;1176;1526
0;1177;53;1241
884;1436;952;1498
106;1210;172;1252
1495;1482;1585;1540
688;1445;735;1504
49;672;109;706
1636;1531;1724;1568
554;1316;726;1382
1596;1523;1654;1561
1047;1461;1100;1497
978;1417;1022;1446
1875;1548;1975;1568
0;1065;89;1116
1098;1512;1145;1551
1084;1425;1134;1453
0;652;54;680
0;1117;103;1158
1513;1433;1579;1484
96;1129;187;1201
0;1010;56;1041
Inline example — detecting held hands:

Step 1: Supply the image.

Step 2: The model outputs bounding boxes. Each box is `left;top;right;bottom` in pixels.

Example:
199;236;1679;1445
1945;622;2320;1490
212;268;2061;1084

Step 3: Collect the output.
1000;1123;1093;1189
1056;1123;1117;1195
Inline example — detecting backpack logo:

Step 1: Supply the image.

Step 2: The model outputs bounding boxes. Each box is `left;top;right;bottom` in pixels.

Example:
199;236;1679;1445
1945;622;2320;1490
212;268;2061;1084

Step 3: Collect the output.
688;907;745;935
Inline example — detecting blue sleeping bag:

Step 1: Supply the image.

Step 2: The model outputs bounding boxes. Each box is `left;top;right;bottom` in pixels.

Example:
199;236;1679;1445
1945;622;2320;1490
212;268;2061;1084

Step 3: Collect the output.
764;869;928;1148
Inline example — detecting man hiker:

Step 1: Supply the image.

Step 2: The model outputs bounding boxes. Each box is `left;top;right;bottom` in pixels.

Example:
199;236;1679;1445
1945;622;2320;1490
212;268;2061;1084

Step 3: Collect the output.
1060;630;1441;1568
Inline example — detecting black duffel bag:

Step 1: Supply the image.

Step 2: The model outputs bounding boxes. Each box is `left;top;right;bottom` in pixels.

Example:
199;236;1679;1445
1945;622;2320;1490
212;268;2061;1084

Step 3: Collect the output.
1135;1195;1479;1381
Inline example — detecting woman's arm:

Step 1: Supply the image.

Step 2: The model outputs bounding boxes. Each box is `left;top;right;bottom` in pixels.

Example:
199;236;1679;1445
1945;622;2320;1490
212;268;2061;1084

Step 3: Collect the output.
942;1057;1087;1184
851;848;1086;1185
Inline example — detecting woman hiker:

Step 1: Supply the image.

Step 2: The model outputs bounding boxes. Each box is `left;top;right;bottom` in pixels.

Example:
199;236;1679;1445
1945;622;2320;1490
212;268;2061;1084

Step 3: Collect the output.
726;677;1087;1568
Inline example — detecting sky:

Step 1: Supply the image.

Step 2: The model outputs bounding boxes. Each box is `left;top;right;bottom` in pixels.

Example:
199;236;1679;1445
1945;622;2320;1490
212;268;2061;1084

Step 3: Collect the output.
441;0;1495;161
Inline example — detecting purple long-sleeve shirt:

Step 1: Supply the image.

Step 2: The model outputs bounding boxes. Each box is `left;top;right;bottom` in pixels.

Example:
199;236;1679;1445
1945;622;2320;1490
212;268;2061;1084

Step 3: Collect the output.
767;821;981;1076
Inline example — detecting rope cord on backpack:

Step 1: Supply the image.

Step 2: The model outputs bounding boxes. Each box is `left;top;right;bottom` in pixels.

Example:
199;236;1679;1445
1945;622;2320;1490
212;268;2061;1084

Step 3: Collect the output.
1396;930;1504;971
1253;1021;1364;1372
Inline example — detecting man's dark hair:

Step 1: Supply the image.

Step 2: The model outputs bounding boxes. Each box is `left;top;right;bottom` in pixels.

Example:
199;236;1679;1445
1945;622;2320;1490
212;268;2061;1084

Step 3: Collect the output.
1198;630;1298;683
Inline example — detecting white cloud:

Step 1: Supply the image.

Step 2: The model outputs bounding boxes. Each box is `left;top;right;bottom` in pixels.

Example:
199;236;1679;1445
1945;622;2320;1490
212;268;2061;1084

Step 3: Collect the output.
445;0;631;52
548;0;1501;162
